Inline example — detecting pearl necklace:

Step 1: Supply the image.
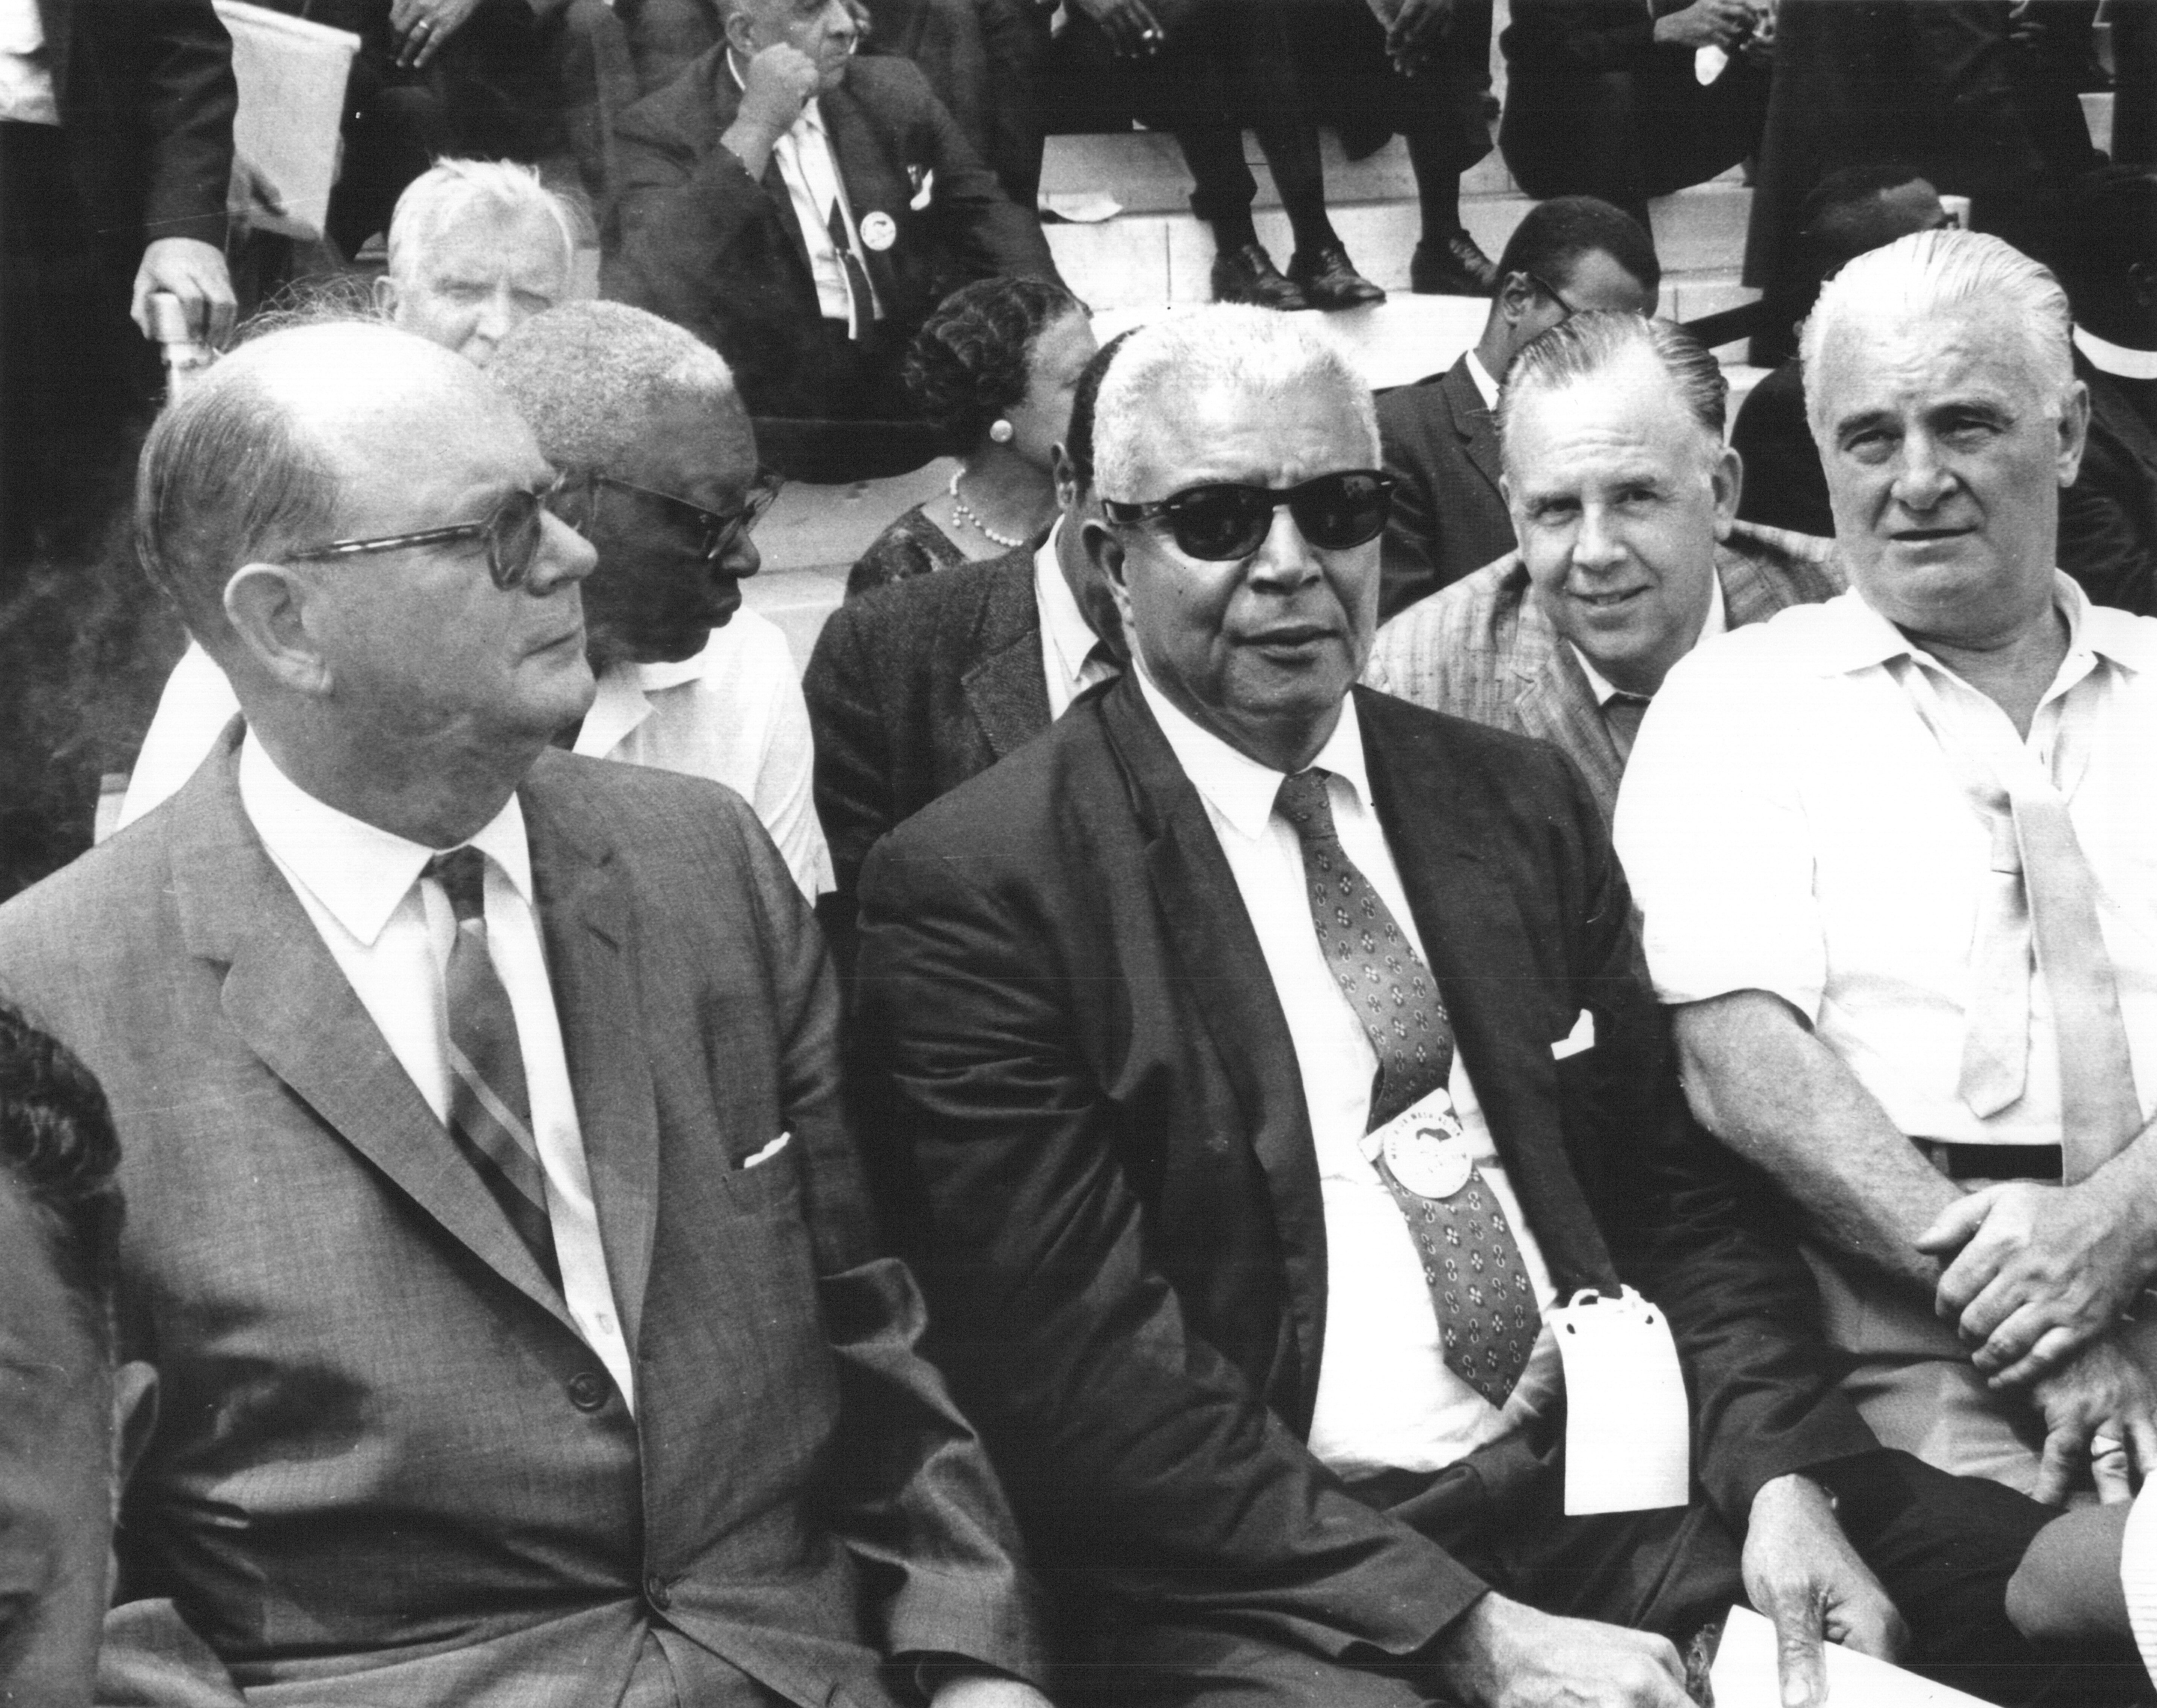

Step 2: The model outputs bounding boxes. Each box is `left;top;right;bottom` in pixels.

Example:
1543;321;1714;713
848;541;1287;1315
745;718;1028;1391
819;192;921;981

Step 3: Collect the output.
949;468;1028;549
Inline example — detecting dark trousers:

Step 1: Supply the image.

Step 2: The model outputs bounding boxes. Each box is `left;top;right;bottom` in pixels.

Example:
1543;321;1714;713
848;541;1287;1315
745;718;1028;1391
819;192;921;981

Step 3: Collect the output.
0;121;152;587
1063;1439;2092;1707
1500;46;1768;225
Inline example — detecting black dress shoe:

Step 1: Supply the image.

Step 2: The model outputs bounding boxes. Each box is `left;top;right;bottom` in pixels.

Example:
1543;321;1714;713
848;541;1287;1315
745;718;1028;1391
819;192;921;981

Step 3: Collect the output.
1410;230;1499;296
1287;244;1386;310
1210;243;1311;311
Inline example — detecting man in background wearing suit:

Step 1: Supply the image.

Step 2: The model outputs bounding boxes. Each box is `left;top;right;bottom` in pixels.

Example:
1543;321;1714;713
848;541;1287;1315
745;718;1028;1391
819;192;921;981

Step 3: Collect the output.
0;321;1048;1708
804;331;1126;927
1375;196;1659;622
605;0;1060;432
852;305;2066;1708
1366;313;1842;828
0;0;238;580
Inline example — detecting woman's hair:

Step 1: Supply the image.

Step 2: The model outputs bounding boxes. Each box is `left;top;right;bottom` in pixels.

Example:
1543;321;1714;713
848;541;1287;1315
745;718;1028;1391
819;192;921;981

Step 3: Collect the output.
903;275;1085;451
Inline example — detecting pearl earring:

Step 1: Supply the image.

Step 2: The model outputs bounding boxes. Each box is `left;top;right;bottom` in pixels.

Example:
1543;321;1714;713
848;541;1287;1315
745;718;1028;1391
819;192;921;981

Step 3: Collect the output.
989;419;1015;444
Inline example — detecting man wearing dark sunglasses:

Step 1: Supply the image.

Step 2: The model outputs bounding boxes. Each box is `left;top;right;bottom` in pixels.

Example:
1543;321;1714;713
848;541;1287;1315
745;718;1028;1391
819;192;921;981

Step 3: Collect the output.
8;320;1049;1708
1376;196;1661;623
853;305;2067;1708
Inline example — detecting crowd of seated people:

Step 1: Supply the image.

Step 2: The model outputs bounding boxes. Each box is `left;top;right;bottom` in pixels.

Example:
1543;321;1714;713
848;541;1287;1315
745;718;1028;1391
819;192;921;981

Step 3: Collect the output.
13;0;2157;1705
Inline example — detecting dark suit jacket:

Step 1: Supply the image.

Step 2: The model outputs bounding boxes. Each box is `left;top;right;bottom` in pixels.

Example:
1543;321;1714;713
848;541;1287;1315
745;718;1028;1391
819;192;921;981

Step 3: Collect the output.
0;734;1041;1706
1377;353;1518;622
850;679;1874;1658
1731;360;1831;539
2061;352;2157;616
804;547;1045;907
46;0;236;253
604;50;1059;422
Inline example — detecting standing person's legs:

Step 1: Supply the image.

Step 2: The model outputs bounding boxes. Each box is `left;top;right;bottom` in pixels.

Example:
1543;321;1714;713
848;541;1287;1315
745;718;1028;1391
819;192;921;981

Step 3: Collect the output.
1497;67;1652;226
1399;0;1498;293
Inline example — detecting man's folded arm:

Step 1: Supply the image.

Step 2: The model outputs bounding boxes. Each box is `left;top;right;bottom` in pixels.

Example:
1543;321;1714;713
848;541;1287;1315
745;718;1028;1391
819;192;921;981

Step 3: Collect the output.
852;834;1491;1660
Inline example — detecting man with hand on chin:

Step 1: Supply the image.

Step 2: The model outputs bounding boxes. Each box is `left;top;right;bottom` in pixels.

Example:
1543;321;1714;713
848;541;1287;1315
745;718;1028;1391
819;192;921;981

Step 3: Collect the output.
853;304;2066;1708
1619;227;2157;1510
608;0;1060;436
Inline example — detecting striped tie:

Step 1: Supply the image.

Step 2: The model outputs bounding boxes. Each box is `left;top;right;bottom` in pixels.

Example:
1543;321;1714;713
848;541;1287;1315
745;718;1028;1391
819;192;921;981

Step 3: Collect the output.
426;848;561;1290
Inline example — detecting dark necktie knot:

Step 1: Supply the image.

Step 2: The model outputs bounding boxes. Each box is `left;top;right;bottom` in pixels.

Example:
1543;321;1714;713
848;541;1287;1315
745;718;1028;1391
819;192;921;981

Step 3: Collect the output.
426;847;488;924
1275;768;1338;842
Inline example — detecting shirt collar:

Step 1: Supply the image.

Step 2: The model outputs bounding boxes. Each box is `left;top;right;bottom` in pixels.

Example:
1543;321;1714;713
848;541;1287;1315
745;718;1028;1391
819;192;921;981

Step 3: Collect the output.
1809;572;2157;679
1133;659;1372;843
2075;324;2157;383
1464;350;1501;412
574;646;711;757
1033;517;1102;685
1566;565;1727;706
237;732;533;947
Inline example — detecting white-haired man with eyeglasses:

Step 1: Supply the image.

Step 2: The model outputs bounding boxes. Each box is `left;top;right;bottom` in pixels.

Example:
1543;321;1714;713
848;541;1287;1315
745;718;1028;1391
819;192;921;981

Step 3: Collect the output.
1617;226;2157;1510
849;303;2070;1708
0;318;1049;1708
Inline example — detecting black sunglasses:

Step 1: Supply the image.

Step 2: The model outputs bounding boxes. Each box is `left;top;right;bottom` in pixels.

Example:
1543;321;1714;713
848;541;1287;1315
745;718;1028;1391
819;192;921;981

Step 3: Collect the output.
285;471;586;590
562;471;784;565
1520;269;1585;320
1101;470;1396;561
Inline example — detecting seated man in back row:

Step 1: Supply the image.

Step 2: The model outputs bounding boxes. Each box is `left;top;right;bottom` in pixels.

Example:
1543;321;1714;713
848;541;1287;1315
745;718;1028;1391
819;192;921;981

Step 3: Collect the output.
1618;227;2157;1505
0;320;1047;1707
605;0;1061;437
1366;312;1843;828
850;303;2075;1708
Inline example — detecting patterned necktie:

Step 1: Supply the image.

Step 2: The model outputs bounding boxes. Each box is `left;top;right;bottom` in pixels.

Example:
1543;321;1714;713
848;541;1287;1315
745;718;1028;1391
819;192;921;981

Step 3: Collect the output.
1603;692;1652;764
426;848;561;1290
826;199;873;342
1274;769;1539;1407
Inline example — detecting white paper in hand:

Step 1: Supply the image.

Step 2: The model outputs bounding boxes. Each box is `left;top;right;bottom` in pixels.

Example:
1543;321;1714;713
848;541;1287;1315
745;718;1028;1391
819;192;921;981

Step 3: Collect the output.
1552;1286;1688;1515
1709;1606;1995;1708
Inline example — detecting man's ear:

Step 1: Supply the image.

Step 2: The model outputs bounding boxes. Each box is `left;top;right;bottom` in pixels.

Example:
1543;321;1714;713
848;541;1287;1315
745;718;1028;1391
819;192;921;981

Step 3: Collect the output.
1082;516;1134;637
1495;271;1535;332
2055;378;2092;491
371;273;400;320
1050;445;1080;512
110;1360;157;1504
1710;443;1743;539
722;3;760;57
223;563;334;697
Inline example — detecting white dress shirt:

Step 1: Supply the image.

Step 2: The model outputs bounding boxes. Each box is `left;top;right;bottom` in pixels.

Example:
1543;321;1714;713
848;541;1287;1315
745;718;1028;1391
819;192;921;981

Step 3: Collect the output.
729;51;879;329
1134;666;1561;1478
574;613;832;898
1033;518;1117;721
1617;577;2157;1147
1568;570;1726;706
2124;1483;2157;1679
1463;349;1500;412
120;626;829;898
236;735;639;1410
0;0;56;126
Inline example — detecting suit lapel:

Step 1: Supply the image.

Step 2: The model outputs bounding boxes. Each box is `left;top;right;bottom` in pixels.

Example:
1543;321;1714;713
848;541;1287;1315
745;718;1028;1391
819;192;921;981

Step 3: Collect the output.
961;563;1052;761
1098;681;1329;1409
1505;609;1625;826
1358;691;1619;1296
172;740;578;1333
820;82;906;306
523;761;659;1357
1444;359;1504;499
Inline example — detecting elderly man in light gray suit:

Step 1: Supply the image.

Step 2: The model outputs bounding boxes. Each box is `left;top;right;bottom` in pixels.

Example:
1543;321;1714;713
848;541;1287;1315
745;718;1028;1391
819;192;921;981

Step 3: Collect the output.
0;320;1048;1708
1364;313;1842;827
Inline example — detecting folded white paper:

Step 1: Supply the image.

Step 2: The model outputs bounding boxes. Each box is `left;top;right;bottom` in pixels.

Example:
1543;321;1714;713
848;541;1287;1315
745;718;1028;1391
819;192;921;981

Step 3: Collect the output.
1710;1606;1995;1708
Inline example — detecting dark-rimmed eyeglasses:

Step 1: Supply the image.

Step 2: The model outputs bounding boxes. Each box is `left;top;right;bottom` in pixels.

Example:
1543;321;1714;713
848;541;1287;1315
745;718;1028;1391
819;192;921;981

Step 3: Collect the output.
563;471;785;565
1520;269;1585;320
284;471;585;590
1101;470;1396;561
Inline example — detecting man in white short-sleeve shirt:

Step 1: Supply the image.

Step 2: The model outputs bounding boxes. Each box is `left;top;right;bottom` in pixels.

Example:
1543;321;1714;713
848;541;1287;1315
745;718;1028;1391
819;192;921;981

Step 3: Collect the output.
1617;227;2157;1505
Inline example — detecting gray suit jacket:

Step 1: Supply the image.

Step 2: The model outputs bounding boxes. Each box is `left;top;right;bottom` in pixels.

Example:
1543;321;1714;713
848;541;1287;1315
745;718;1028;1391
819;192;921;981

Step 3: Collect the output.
0;731;1041;1706
1363;519;1845;824
1376;353;1520;622
803;549;1047;910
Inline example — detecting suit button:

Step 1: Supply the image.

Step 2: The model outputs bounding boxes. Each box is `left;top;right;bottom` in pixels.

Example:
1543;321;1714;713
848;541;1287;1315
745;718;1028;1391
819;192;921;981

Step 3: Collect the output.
568;1372;608;1411
645;1573;671;1611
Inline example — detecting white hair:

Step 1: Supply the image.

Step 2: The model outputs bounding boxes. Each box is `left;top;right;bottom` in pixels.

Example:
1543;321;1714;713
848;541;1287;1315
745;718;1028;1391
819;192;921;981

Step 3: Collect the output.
384;159;586;286
1800;226;2075;434
1091;306;1380;502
